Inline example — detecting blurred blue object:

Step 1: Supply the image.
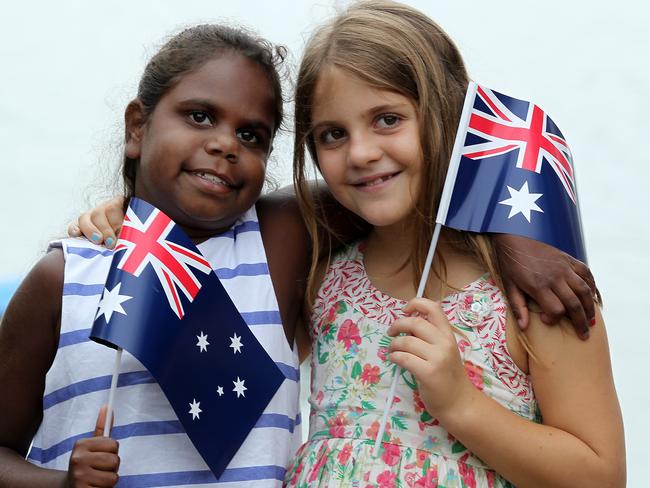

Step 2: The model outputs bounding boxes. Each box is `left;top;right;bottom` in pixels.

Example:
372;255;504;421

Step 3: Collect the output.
0;278;21;316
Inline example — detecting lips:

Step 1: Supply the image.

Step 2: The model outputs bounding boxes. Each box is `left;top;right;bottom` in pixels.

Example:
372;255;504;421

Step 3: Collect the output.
351;171;401;187
189;170;237;188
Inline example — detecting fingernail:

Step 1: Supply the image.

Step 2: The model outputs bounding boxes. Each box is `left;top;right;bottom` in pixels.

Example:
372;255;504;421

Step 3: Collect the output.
581;330;590;340
589;317;596;327
106;237;114;248
91;232;101;243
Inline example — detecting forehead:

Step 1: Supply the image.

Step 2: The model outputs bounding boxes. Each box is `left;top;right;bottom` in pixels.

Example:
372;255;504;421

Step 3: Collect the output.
312;66;411;122
165;54;276;129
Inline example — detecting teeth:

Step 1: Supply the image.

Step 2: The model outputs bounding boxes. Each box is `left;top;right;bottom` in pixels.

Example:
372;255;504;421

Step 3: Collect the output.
363;175;392;186
194;171;229;186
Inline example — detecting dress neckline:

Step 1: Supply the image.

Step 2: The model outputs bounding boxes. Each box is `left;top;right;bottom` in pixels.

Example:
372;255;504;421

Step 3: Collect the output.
353;240;490;305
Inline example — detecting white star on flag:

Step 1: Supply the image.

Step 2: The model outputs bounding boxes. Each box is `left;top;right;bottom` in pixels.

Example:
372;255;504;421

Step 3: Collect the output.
189;399;202;420
216;386;224;396
498;181;543;223
229;333;243;354
95;283;132;323
232;377;247;398
196;331;209;352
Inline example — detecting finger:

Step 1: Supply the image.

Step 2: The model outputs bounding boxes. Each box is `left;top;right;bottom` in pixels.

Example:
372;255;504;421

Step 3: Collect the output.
68;219;82;237
87;468;119;487
86;452;120;471
553;282;589;340
566;272;596;326
93;406;115;437
89;209;119;249
570;259;599;315
105;207;124;245
526;284;564;326
389;316;443;344
503;279;530;330
571;258;597;295
402;298;450;332
78;211;106;245
389;350;430;379
389;334;435;361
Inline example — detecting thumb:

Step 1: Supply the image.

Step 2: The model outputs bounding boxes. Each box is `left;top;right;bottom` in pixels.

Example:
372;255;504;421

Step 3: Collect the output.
93;405;113;437
505;282;529;330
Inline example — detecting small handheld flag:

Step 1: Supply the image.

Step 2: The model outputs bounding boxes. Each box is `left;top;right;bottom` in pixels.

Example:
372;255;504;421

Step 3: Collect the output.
438;81;586;262
90;198;285;479
374;82;586;455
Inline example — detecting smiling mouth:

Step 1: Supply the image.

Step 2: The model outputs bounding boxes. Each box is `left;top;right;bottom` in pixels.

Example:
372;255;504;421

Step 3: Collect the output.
354;172;400;187
191;171;234;188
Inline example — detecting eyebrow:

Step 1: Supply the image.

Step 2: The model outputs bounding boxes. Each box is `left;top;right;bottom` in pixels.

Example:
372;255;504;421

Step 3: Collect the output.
179;98;274;137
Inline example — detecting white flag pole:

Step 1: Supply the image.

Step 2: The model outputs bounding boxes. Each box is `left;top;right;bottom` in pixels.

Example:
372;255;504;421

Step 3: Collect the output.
372;223;442;456
103;347;123;436
372;81;478;457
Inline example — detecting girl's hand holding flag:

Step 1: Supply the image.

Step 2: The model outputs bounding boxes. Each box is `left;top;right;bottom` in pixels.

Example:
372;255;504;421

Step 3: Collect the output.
66;406;119;488
387;298;472;421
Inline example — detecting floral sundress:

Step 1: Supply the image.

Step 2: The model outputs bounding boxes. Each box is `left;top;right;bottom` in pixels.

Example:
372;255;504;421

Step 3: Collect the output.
285;242;540;487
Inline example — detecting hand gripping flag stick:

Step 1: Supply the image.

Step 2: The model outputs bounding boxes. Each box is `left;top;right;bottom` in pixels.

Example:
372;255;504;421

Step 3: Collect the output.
372;82;478;457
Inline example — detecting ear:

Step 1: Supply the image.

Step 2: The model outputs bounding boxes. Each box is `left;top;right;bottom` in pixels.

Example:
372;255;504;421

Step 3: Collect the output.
124;99;146;159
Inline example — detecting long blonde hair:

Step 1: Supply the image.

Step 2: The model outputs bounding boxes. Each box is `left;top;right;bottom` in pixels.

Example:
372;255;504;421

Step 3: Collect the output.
293;0;502;307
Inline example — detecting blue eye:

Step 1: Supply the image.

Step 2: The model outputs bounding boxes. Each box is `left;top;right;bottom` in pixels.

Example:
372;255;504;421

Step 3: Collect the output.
189;111;212;125
376;114;400;128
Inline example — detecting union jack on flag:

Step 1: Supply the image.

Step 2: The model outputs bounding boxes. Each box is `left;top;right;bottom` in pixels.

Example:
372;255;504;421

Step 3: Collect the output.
437;82;587;262
464;85;576;203
90;198;285;479
115;206;212;319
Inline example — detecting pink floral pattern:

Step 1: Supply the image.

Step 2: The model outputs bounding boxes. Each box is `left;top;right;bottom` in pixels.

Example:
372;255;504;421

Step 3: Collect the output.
285;242;537;487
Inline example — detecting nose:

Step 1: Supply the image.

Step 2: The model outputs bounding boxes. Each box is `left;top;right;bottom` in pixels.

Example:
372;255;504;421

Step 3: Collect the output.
204;127;239;163
346;131;382;168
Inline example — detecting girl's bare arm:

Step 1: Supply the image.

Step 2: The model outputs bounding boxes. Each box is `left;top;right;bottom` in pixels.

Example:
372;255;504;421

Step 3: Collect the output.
390;300;624;487
70;186;598;336
0;250;69;487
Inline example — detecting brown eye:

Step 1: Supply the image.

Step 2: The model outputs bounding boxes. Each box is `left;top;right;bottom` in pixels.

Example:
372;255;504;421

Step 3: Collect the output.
320;128;346;144
236;129;259;144
376;114;400;128
189;111;212;125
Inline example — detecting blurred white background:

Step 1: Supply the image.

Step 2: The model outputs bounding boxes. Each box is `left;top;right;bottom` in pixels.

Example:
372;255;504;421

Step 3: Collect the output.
1;1;648;484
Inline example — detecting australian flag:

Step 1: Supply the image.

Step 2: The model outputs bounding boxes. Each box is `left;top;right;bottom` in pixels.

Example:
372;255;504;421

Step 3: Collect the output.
437;82;587;262
90;198;285;479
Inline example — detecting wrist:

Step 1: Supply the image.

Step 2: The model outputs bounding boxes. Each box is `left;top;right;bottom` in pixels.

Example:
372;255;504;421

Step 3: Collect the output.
435;379;479;431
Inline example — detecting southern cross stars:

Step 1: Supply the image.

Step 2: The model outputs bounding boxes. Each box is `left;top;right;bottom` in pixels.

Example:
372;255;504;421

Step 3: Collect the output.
229;333;243;354
499;181;543;223
189;399;202;420
216;386;224;396
95;283;132;323
196;331;209;352
232;377;247;398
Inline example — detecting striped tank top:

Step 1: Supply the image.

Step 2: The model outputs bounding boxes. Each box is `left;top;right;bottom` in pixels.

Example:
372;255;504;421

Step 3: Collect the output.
28;205;302;487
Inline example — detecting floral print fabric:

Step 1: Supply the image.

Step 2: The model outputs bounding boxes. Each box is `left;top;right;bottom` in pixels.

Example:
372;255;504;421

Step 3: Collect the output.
285;242;539;487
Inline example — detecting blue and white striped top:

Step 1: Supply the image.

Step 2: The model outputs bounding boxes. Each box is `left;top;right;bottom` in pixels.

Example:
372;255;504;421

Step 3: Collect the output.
28;206;302;487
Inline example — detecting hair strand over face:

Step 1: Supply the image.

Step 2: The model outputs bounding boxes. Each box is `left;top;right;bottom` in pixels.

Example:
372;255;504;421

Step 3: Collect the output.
293;0;506;312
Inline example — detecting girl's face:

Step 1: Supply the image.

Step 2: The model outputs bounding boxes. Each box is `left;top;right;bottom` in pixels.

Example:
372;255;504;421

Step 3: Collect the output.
127;53;276;239
310;67;423;229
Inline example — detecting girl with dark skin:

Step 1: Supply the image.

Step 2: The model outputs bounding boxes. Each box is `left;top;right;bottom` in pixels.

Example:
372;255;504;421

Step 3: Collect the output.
1;22;598;488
